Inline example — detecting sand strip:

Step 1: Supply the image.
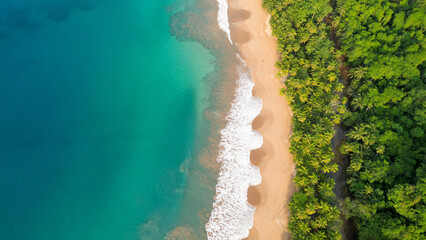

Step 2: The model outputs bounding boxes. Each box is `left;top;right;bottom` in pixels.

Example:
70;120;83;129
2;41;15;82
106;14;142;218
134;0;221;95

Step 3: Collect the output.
228;0;295;239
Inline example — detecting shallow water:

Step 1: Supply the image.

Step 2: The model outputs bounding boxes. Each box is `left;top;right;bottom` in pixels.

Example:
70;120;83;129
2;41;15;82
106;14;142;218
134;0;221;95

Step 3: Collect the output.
0;0;233;239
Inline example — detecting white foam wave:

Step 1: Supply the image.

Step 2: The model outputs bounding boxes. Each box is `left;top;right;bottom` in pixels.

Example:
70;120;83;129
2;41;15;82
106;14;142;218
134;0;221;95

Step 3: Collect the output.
216;0;232;43
206;54;262;240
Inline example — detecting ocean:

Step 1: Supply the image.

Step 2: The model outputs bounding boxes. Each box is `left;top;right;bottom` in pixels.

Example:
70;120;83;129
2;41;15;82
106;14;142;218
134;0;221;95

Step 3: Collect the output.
0;0;236;239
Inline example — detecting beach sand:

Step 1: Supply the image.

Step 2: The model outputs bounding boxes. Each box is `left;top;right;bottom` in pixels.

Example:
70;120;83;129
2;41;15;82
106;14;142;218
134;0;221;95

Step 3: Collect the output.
228;0;295;239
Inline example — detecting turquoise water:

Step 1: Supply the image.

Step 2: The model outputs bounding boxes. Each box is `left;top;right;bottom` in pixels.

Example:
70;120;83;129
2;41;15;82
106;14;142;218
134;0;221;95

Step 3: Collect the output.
0;0;220;239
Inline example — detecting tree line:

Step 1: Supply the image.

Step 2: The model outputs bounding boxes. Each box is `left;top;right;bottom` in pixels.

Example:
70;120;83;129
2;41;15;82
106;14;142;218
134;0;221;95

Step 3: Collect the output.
263;0;425;239
264;0;344;239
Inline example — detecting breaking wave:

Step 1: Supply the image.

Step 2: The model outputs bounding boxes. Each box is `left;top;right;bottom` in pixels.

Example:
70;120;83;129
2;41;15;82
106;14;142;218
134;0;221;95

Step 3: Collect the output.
206;54;263;240
215;0;232;43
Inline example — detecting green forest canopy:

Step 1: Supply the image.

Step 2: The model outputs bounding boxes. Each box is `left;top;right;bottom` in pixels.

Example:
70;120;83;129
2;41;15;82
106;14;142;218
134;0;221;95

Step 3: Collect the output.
264;0;425;239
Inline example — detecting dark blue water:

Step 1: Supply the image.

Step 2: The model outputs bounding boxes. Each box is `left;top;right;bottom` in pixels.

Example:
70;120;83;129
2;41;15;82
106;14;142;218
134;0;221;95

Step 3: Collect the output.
0;0;216;239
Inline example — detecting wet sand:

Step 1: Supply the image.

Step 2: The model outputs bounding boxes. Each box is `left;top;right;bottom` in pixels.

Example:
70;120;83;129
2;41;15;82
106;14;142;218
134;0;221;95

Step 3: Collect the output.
228;0;295;239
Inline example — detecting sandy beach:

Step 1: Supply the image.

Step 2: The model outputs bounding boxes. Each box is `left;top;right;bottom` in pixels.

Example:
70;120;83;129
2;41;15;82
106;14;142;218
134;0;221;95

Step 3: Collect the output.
227;0;295;239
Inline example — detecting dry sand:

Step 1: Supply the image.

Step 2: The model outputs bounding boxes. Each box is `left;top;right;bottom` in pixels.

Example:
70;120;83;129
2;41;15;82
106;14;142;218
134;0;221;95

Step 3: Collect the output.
228;0;295;239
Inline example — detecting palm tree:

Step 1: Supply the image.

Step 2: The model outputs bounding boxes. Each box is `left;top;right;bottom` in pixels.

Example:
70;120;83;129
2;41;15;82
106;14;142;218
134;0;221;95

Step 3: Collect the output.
330;164;339;173
350;67;367;80
318;201;332;215
307;202;317;215
310;229;327;239
348;125;366;140
309;174;320;185
376;145;385;155
305;186;316;197
295;175;309;188
298;220;311;234
322;165;332;173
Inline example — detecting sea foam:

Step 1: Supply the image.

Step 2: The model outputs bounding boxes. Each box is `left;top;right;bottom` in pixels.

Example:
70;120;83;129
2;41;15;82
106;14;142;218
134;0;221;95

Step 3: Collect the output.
206;1;262;238
216;0;232;43
206;54;263;239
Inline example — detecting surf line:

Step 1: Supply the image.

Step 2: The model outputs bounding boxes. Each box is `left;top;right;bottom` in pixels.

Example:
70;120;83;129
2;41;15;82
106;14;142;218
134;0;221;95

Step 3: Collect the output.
206;1;263;239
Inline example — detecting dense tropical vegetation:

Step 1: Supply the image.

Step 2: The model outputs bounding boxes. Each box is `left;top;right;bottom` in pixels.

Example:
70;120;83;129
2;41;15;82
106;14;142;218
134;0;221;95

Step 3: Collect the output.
264;0;425;239
336;0;425;239
264;0;344;239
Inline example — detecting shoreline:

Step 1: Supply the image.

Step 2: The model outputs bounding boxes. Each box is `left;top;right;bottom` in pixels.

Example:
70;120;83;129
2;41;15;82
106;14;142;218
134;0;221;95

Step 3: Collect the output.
228;0;295;239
